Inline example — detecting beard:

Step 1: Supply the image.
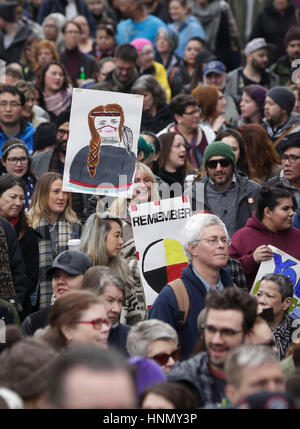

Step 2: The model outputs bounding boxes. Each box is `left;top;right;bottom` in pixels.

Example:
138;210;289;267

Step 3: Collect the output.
251;58;268;72
57;139;67;154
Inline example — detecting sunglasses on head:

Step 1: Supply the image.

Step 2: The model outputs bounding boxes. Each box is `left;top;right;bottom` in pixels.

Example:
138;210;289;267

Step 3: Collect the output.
206;158;231;169
149;348;181;366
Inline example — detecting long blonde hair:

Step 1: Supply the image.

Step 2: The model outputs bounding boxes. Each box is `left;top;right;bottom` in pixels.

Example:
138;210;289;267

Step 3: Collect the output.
79;211;131;284
109;161;160;217
27;172;79;228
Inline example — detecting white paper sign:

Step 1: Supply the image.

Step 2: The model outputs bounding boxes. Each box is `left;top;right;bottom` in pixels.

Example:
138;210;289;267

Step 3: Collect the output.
251;245;300;313
63;88;143;197
130;196;192;307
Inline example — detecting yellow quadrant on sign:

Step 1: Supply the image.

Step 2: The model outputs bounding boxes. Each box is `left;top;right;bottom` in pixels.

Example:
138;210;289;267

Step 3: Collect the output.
164;239;188;266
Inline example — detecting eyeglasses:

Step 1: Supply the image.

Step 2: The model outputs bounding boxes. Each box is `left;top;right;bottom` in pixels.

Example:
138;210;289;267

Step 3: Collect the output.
78;317;112;331
206;158;231;169
280;154;300;164
6;156;28;164
199;237;231;246
183;108;201;116
149;348;181;366
0;101;22;108
204;324;243;339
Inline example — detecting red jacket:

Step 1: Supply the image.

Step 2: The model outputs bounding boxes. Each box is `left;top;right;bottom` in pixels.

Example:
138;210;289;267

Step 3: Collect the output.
229;214;300;290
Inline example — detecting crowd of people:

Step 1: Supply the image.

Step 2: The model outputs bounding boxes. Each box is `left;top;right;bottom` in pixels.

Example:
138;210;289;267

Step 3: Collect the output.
0;0;300;410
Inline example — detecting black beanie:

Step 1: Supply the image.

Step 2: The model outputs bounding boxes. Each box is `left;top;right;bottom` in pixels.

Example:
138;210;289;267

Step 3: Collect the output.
285;26;300;48
0;2;17;23
34;122;57;152
56;109;71;129
266;86;295;114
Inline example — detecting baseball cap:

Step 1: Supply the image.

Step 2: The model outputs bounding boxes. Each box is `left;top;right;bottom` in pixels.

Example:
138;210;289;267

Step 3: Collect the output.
203;60;226;77
244;38;271;55
47;250;92;276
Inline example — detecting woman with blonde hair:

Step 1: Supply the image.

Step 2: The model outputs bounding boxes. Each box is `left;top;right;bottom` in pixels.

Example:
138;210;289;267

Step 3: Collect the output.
191;84;228;134
80;211;146;325
27;172;81;309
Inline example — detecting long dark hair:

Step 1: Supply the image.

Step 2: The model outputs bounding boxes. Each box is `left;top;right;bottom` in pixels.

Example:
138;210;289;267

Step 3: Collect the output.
158;132;188;174
216;129;250;177
256;186;292;221
0;174;28;236
1;138;36;180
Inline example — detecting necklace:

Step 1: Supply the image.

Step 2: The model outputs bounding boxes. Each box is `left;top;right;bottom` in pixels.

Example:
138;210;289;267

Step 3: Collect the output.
49;222;57;232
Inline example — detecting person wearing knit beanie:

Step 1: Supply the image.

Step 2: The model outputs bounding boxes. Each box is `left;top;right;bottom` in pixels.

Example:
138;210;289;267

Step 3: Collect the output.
186;140;259;237
266;86;295;114
203;141;236;169
33;122;57;153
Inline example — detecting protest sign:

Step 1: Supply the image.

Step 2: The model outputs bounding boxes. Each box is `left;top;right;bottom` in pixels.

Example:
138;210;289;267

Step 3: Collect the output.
63;88;143;197
130;196;192;307
250;245;300;312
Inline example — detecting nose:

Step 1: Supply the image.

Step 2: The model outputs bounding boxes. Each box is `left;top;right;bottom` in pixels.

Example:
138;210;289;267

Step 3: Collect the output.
215;162;223;170
211;330;224;343
119;236;124;245
111;301;120;314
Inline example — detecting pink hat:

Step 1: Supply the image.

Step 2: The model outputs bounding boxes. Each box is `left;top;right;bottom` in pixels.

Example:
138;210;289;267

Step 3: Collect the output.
131;38;154;53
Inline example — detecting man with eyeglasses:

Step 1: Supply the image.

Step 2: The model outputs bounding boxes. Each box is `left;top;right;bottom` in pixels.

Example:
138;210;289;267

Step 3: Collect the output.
149;213;235;359
0;86;35;156
167;287;257;408
265;135;300;209
186;141;259;237
105;43;140;93
263;86;300;154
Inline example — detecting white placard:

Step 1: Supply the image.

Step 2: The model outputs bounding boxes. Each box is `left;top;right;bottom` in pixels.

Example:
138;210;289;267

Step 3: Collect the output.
251;245;300;313
130;196;192;307
63;88;143;197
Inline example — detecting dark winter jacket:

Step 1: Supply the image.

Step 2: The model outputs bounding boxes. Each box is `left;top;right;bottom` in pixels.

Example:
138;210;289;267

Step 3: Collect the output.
148;264;233;358
250;0;298;62
140;104;174;135
0;21;32;62
185;172;259;237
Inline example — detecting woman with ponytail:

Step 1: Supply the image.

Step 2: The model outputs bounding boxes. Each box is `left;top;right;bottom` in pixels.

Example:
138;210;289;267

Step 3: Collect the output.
229;186;300;290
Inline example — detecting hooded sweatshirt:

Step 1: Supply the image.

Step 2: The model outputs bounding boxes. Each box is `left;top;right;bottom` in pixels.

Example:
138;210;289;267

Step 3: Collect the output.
229;213;300;290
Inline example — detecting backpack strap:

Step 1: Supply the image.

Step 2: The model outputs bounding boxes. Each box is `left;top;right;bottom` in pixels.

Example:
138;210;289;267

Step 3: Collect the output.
272;124;299;149
168;278;190;326
168;66;178;87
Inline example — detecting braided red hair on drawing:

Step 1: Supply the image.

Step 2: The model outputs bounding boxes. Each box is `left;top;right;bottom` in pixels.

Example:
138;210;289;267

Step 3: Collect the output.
87;104;124;177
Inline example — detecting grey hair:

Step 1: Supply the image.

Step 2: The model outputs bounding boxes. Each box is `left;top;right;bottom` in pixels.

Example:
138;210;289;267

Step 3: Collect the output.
181;213;228;262
81;266;126;299
43;13;67;30
126;319;178;357
132;75;167;107
225;344;280;388
260;273;294;301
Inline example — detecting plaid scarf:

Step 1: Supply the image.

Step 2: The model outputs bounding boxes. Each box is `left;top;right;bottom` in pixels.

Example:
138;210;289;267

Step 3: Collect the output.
36;216;75;308
0;223;18;307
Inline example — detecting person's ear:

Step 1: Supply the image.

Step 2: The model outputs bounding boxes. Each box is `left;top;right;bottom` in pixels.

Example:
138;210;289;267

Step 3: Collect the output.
225;384;239;406
60;325;74;342
1;157;5;167
282;297;293;312
137;151;144;161
264;207;272;219
188;241;198;257
174;113;182;124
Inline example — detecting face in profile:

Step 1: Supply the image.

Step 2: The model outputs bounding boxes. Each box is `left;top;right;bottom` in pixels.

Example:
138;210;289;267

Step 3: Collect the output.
94;115;121;140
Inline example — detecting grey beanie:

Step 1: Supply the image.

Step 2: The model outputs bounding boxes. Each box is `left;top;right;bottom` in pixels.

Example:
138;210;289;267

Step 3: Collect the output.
267;86;295;114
